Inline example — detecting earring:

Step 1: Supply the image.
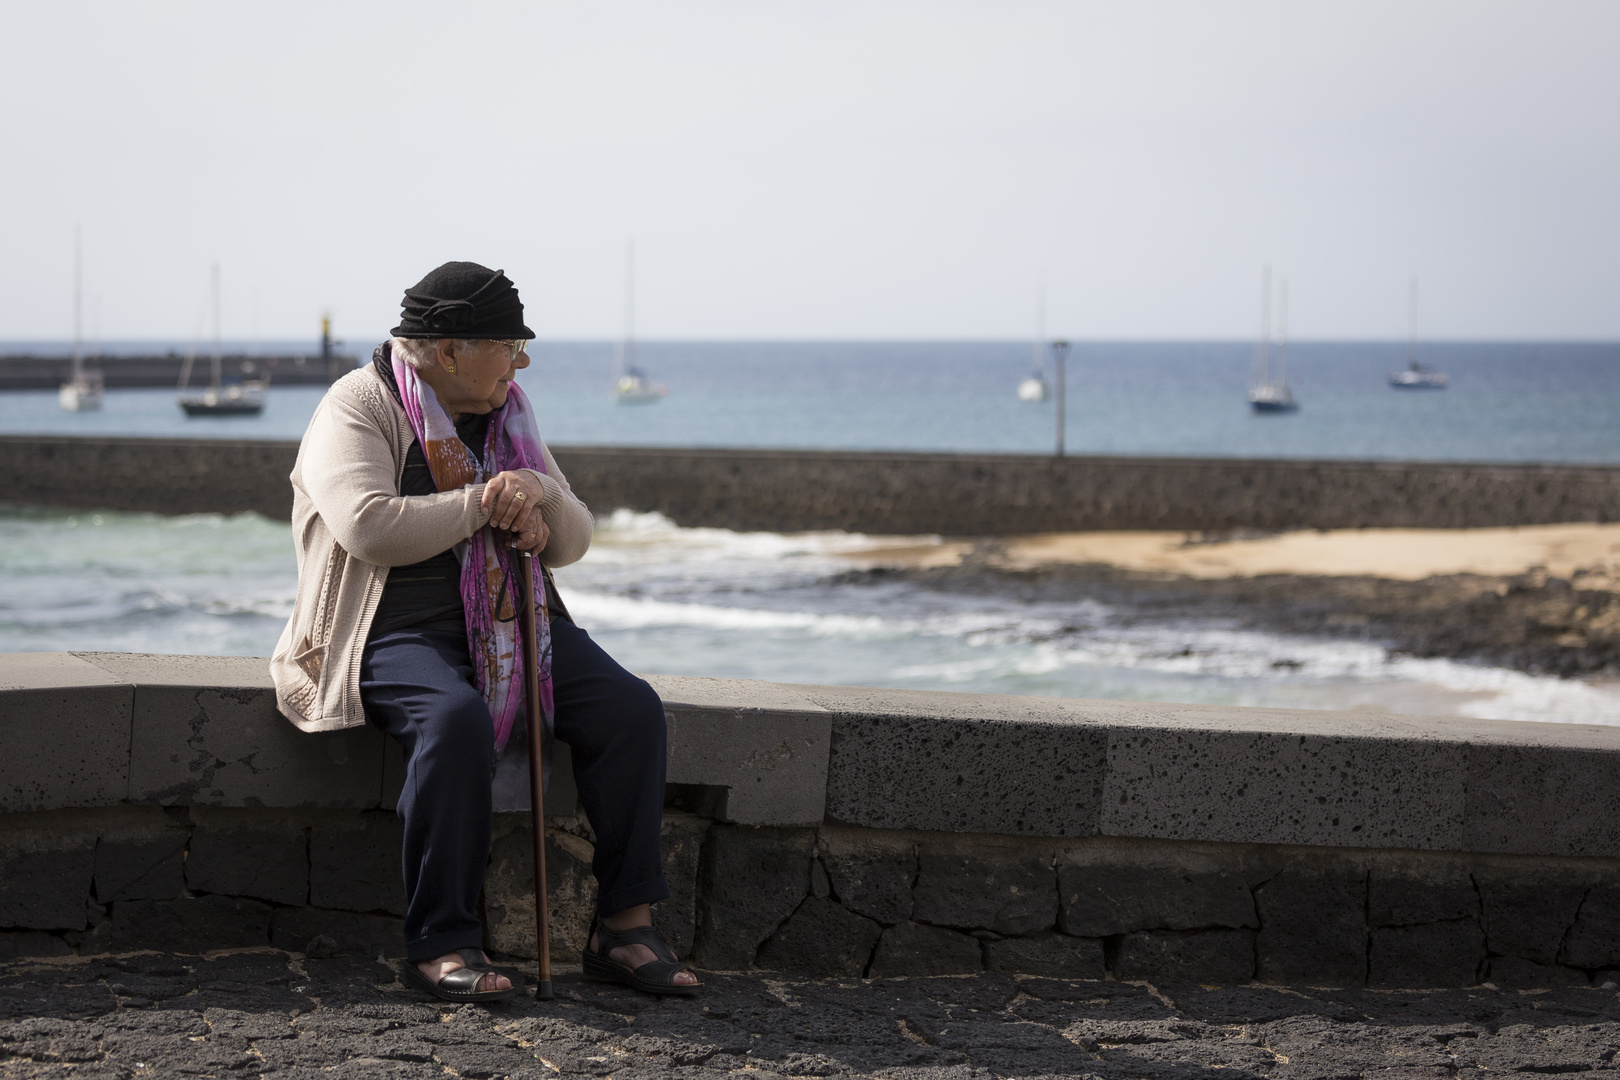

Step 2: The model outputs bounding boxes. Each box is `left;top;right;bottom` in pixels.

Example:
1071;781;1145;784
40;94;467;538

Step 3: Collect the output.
446;364;456;374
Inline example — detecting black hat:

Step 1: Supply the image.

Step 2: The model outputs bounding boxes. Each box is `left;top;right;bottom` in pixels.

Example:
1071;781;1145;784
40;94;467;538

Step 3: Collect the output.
392;261;534;339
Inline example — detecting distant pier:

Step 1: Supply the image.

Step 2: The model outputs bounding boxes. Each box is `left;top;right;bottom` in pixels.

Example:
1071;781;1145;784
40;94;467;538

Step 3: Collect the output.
3;436;1619;532
0;352;360;390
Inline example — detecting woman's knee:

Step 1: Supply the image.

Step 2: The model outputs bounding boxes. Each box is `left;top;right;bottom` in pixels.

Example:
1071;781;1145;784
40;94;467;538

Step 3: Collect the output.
414;690;496;769
614;675;667;744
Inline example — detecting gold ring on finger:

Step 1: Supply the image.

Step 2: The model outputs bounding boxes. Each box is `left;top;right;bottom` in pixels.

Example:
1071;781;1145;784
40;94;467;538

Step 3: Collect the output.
513;491;527;502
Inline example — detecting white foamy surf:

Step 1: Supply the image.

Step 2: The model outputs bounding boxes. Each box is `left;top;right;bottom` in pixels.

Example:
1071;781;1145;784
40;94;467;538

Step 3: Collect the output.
3;504;1616;728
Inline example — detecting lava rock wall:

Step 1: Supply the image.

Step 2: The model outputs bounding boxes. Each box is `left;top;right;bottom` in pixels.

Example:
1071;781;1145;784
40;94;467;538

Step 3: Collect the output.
4;436;1619;532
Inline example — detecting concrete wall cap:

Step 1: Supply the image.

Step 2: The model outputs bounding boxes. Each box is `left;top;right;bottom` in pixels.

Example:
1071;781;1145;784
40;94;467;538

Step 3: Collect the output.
1;652;131;691
74;652;273;690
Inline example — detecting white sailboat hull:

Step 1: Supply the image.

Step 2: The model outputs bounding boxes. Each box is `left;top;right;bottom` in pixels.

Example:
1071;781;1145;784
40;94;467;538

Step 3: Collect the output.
59;376;104;412
614;373;667;404
1017;376;1049;402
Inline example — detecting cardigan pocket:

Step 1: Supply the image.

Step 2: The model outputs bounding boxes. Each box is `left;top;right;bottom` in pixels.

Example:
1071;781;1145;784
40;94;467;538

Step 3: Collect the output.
308;539;348;651
285;539;346;701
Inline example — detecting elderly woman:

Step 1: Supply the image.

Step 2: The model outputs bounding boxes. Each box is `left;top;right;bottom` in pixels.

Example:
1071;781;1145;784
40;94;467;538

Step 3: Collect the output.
271;261;699;1001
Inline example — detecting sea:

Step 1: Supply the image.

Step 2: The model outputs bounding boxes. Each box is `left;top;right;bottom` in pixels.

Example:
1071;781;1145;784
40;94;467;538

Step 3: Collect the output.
3;338;1619;727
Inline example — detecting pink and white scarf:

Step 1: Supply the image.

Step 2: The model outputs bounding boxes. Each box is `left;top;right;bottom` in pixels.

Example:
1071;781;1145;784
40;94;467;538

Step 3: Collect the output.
391;352;553;754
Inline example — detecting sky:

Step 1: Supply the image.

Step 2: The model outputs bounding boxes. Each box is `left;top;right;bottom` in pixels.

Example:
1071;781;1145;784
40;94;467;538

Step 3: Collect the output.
2;0;1616;342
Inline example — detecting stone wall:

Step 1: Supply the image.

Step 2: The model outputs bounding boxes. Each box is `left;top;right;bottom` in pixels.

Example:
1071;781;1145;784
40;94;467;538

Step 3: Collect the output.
6;651;1620;989
5;435;1619;532
6;807;1620;991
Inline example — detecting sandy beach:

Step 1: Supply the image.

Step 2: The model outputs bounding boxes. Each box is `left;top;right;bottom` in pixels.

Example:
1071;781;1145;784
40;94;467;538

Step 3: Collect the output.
843;523;1620;679
855;522;1620;586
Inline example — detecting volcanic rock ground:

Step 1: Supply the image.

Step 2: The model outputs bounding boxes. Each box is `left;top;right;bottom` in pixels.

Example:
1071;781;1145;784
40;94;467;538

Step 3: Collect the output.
5;951;1620;1078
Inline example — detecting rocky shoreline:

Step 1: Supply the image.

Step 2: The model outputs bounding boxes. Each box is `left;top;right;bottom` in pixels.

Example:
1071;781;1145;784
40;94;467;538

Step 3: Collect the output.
839;555;1620;681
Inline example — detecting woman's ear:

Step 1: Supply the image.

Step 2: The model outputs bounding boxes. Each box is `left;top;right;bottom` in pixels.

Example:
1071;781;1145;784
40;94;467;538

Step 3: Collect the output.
436;339;459;376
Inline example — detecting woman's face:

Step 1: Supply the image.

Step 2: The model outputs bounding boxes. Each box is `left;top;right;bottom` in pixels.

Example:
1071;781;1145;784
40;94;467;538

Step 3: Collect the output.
433;340;530;415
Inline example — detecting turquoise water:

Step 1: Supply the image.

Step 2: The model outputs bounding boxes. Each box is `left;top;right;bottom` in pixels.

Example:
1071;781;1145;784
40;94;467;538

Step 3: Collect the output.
2;505;1616;727
4;339;1617;724
2;339;1617;462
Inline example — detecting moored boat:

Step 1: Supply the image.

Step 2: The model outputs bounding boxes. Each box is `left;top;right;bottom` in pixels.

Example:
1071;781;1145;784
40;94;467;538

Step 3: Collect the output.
1248;266;1299;413
1389;278;1448;389
178;264;266;417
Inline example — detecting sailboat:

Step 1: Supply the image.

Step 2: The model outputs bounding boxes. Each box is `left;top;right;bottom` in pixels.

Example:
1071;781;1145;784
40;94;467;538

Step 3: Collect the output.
1248;265;1299;413
58;228;104;411
179;264;266;417
613;240;666;405
1017;276;1050;402
1389;277;1447;389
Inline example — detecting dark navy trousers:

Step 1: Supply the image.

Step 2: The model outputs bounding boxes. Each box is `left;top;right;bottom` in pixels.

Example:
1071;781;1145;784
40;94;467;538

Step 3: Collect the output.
360;617;670;964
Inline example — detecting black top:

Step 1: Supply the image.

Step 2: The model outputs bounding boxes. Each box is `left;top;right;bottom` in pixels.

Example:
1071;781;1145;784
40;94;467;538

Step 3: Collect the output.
369;411;494;637
366;347;568;639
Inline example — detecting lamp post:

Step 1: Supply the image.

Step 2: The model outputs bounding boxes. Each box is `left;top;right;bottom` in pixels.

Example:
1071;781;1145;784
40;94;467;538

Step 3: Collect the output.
1050;339;1070;457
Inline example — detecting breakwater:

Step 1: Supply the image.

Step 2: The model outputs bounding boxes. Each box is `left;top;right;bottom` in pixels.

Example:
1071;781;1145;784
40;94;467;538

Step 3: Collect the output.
3;435;1620;533
0;353;358;390
6;651;1620;988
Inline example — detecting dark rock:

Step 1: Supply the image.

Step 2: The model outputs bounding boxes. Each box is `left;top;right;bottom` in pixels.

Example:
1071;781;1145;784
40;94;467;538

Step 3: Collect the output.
186;807;308;906
1562;882;1620;969
308;812;404;915
63;919;111;956
1113;929;1254;984
1368;862;1479;926
693;825;815;970
1475;867;1587;965
652;812;710;959
818;827;916;924
984;931;1104;979
483;819;596;963
109;895;273;953
912;839;1055;935
1368;921;1484;988
0;931;72;958
269;908;406;959
92;807;189;903
868;921;984;977
1487;956;1590;988
757;897;882;977
0;813;97;929
1058;854;1255;935
1254;863;1367;985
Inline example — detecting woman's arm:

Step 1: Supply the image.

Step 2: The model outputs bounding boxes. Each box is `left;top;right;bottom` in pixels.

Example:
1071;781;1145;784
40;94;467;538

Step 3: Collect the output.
524;443;593;567
297;388;488;566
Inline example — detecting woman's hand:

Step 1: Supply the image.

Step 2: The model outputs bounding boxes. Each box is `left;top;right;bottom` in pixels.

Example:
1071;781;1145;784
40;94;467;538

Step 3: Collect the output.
482;471;549;552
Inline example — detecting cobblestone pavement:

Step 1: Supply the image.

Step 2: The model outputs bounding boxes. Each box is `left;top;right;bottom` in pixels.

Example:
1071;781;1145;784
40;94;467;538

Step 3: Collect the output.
4;951;1620;1078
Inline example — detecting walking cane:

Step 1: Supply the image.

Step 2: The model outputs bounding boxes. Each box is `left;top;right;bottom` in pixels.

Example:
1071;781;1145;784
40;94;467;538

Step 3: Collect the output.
517;549;554;1000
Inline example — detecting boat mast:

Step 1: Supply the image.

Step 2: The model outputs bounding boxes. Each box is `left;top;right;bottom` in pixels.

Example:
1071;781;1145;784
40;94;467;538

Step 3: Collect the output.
72;226;83;382
1408;276;1419;368
1257;264;1272;388
1277;276;1289;389
210;263;222;390
625;239;635;375
1033;272;1045;376
613;239;635;381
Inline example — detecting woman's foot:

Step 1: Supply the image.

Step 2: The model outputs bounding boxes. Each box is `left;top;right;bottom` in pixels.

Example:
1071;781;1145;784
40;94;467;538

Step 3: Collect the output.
417;950;511;994
588;904;699;988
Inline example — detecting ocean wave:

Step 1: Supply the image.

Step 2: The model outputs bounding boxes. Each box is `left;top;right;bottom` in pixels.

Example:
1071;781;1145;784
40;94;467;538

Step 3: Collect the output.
585;508;946;566
565;591;899;636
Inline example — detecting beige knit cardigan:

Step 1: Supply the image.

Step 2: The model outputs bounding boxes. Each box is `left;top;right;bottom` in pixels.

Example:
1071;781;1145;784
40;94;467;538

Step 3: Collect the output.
270;365;594;732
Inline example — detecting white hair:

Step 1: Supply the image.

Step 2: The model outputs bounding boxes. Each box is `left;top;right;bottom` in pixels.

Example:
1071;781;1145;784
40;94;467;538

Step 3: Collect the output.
391;336;480;370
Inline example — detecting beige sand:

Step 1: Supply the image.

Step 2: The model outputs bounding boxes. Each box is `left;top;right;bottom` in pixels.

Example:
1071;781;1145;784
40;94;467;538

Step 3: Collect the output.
849;523;1620;586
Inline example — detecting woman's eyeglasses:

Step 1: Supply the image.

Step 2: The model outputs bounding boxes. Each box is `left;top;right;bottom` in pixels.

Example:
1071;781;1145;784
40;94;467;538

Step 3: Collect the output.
492;339;526;362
